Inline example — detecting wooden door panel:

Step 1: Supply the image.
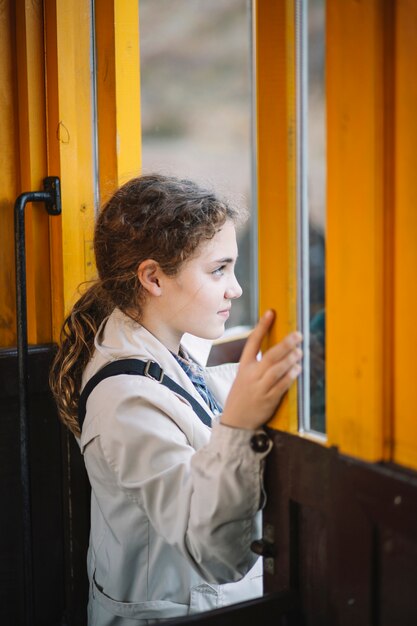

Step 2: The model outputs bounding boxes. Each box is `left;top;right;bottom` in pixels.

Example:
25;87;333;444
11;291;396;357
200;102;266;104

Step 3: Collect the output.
263;430;417;625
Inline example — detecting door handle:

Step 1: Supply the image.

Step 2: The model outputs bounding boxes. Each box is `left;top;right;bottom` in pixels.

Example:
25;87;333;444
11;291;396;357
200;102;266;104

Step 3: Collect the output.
251;538;276;558
14;176;61;626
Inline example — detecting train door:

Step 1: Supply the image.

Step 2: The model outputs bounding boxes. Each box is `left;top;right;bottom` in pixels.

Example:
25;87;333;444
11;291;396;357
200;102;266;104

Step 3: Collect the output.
256;2;417;625
0;2;72;624
2;1;417;625
165;1;417;624
0;1;141;624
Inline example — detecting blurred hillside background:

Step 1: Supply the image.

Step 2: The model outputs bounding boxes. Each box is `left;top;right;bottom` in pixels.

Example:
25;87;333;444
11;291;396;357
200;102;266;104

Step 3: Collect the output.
139;0;325;335
139;0;254;329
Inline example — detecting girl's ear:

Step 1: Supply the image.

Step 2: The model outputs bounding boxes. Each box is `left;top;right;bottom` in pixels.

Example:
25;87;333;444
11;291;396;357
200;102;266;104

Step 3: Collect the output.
137;260;163;296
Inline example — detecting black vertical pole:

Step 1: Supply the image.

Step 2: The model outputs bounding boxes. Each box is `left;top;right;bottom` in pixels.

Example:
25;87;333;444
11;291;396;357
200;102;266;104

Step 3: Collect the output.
14;177;61;626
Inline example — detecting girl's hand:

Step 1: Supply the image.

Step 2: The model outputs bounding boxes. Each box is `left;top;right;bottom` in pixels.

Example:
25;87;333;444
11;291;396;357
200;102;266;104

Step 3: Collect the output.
220;310;302;430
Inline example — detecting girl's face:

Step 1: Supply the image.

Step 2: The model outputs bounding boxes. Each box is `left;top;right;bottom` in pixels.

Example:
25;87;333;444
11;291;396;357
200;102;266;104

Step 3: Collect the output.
153;220;242;351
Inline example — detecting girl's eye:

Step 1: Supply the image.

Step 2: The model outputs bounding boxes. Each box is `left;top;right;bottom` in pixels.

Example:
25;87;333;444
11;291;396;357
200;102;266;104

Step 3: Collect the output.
212;265;226;277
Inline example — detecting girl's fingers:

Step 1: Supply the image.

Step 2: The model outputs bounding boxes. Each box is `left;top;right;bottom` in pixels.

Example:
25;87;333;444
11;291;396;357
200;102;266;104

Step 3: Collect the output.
262;355;302;392
269;364;302;399
239;309;275;365
261;331;303;370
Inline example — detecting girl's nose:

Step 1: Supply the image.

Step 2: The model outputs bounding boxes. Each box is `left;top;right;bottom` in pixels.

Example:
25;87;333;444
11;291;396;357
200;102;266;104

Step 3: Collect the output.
225;275;243;300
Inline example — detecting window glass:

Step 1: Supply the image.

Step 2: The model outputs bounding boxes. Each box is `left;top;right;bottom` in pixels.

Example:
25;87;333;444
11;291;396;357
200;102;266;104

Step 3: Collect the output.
297;0;326;434
139;0;256;331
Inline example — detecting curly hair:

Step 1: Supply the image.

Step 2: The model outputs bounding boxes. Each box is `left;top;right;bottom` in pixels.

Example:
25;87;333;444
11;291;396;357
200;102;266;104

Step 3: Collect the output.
49;174;241;436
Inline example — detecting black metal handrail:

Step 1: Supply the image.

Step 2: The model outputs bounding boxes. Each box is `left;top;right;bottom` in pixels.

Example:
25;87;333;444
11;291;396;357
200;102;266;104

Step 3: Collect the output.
14;176;61;626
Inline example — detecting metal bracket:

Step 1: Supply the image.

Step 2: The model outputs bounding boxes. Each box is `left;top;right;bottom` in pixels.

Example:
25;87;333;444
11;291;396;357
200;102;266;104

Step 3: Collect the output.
42;176;62;215
251;523;276;574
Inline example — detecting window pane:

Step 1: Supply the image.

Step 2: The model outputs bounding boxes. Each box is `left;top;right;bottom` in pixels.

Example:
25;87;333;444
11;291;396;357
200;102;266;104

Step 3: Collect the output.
139;0;256;330
297;0;326;434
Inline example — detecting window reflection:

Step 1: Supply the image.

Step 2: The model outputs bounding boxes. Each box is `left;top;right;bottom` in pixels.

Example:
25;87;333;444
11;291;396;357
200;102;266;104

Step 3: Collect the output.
308;0;326;433
139;0;256;330
298;0;326;434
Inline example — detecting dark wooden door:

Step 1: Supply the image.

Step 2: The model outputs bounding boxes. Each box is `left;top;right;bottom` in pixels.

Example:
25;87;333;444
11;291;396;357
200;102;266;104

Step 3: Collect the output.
262;429;417;626
0;347;90;626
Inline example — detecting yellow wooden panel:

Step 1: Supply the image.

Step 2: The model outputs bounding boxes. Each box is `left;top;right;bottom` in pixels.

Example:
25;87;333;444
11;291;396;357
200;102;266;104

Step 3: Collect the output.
393;0;417;470
0;1;19;346
44;0;63;341
114;0;142;183
94;0;117;199
96;0;142;202
0;0;141;346
45;0;142;337
15;0;51;345
0;0;53;346
326;0;388;461
44;0;96;333
256;0;298;433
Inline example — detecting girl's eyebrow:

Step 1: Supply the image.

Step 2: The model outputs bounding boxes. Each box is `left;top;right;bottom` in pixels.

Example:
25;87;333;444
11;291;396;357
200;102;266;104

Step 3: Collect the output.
211;257;235;265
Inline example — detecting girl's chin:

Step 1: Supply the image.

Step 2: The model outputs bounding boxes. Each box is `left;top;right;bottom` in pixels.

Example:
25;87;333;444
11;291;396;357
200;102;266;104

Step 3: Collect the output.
192;328;225;341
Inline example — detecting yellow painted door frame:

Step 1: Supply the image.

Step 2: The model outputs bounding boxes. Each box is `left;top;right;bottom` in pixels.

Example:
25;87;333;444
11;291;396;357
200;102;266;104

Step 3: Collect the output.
95;0;142;201
256;1;417;471
326;0;388;462
4;0;416;471
326;0;417;471
255;0;298;434
44;0;142;339
0;0;142;347
0;0;52;347
392;1;417;470
45;0;97;340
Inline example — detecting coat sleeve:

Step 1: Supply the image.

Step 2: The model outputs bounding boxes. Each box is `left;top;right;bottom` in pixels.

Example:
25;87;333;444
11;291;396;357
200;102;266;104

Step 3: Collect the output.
94;376;272;585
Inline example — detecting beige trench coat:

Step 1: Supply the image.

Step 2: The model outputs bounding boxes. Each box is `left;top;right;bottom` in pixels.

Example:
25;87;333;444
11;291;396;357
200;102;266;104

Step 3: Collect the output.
80;308;272;625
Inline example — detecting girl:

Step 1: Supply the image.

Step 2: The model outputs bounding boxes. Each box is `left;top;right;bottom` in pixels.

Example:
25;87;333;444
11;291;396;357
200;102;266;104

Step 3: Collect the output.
50;174;302;626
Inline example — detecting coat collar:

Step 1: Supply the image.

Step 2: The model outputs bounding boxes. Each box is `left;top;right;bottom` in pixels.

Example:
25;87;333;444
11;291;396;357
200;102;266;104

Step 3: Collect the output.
84;308;217;420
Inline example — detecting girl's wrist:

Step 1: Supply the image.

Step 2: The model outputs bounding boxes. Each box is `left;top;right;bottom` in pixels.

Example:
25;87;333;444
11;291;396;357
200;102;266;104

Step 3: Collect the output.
220;412;254;430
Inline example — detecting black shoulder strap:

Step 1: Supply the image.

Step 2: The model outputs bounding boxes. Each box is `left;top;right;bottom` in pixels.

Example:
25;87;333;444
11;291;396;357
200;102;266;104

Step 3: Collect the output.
77;358;213;431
